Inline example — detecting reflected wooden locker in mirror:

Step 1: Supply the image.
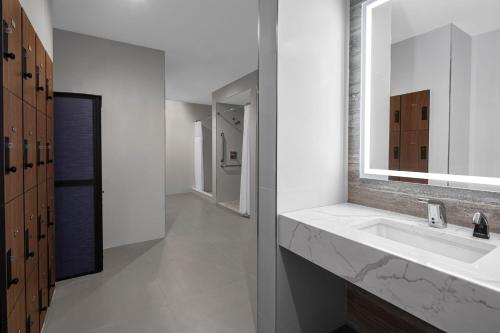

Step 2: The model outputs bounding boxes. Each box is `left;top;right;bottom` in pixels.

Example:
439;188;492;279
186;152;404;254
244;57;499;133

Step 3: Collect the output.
1;0;56;331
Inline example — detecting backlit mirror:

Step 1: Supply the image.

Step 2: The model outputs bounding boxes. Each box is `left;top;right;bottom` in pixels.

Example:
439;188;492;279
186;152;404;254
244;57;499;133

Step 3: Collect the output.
361;0;500;191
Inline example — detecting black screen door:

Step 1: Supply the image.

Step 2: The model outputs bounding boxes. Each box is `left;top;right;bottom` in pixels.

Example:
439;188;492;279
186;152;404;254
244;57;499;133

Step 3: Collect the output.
54;92;103;280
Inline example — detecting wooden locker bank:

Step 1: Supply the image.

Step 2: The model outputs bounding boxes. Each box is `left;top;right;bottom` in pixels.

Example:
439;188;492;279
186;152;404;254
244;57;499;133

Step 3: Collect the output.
1;0;56;332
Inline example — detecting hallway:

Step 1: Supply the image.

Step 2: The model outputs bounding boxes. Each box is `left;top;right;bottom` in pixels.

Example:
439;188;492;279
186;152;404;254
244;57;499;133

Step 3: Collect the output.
43;193;257;333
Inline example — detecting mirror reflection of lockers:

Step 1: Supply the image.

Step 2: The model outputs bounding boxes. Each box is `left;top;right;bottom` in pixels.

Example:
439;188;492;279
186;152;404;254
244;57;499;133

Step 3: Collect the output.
362;0;500;191
389;90;429;184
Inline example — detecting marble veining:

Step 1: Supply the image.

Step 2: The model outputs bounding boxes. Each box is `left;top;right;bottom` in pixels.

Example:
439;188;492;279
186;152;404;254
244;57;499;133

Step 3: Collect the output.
279;203;500;333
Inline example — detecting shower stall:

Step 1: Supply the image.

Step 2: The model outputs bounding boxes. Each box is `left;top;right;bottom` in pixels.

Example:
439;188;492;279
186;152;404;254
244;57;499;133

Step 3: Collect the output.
212;72;258;218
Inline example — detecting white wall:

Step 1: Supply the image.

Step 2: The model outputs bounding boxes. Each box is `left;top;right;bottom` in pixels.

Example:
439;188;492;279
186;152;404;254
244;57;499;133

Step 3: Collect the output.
391;25;451;176
277;0;348;214
20;0;53;58
449;25;471;176
165;100;212;195
469;28;500;180
369;2;391;172
277;0;348;332
54;29;166;249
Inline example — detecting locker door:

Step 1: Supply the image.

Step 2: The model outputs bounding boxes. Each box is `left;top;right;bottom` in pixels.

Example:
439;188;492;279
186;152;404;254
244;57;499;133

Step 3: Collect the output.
4;89;23;202
22;10;36;107
45;55;53;118
23;101;36;191
46;115;54;180
36;111;46;184
24;187;37;277
35;37;46;114
2;0;22;98
7;294;25;333
25;268;39;333
5;195;24;316
37;182;48;325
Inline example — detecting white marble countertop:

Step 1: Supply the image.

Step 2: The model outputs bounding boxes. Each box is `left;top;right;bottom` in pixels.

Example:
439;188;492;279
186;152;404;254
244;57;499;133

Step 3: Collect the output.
279;203;500;333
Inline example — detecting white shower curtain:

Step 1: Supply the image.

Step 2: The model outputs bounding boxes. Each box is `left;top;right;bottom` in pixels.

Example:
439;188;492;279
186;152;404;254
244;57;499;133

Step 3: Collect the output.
194;121;204;191
239;105;251;215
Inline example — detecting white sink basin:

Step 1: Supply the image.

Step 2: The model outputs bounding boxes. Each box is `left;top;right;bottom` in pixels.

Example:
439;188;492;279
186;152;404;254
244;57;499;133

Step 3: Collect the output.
357;219;496;263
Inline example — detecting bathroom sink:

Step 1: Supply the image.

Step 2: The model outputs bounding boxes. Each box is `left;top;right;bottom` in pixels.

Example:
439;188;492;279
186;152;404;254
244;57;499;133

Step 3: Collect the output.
357;219;496;263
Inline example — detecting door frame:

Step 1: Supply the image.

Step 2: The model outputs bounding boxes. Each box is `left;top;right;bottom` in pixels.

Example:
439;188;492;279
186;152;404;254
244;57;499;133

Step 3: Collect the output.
54;92;103;280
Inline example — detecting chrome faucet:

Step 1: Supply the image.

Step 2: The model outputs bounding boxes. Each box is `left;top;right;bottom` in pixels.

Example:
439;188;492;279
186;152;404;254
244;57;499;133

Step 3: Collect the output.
472;213;490;239
418;198;447;228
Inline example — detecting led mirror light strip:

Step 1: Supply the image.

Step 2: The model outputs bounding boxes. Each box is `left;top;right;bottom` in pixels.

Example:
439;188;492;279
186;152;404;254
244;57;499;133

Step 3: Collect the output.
360;0;500;187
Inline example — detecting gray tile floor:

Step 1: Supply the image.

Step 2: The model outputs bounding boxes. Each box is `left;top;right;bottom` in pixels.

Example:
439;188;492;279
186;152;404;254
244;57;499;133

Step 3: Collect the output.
44;193;257;333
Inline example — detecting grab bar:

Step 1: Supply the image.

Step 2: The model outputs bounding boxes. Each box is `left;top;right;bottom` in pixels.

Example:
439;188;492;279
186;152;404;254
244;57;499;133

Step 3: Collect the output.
220;132;226;163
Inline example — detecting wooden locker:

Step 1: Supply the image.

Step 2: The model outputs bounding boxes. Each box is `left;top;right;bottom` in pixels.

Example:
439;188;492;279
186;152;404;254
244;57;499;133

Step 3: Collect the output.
37;181;48;325
25;268;39;333
7;293;26;333
399;91;429;184
24;187;37;276
2;0;22;98
35;36;46;114
46;115;54;180
23;101;36;191
4;89;23;202
36;111;46;184
45;54;53;118
5;195;24;316
22;10;36;107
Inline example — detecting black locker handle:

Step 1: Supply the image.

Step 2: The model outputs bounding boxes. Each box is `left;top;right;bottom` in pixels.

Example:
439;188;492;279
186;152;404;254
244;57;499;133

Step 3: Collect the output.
394;110;400;124
3;20;10;60
36;65;44;91
46;144;53;164
393;146;400;160
2;19;15;60
37;141;45;166
22;48;33;79
39;290;47;312
26;315;33;333
421;146;428;160
6;249;19;287
25;229;35;259
47;206;54;227
38;215;46;240
5;136;17;174
24;139;34;169
47;95;53;101
4;52;15;60
47;144;53;164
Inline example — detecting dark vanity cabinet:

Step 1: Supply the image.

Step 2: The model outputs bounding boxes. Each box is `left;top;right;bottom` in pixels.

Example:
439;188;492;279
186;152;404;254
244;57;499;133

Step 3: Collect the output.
1;1;56;332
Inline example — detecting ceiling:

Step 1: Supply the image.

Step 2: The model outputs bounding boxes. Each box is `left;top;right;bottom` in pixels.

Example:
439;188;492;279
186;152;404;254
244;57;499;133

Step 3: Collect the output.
390;0;500;44
52;0;258;104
